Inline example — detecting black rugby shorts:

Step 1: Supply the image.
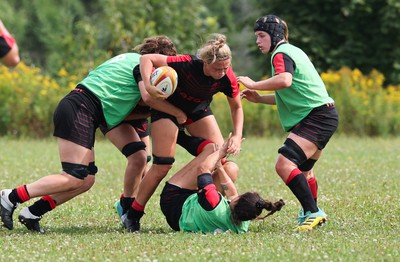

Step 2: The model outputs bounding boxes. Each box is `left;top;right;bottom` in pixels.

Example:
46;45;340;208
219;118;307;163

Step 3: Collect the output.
151;105;214;126
53;86;104;149
290;104;339;150
160;182;195;231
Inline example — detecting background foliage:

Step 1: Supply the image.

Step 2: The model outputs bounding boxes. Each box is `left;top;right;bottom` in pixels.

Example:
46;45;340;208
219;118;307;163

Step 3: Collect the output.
1;0;400;137
2;0;400;83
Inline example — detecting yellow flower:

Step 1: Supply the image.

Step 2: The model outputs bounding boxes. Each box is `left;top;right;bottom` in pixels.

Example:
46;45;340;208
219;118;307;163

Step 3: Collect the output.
58;68;68;77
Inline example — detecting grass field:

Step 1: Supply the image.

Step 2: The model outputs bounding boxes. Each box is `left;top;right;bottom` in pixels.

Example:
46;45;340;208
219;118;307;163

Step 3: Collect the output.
1;136;399;262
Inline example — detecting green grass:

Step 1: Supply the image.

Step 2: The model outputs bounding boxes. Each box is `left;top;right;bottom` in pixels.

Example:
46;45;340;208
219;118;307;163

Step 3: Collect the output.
1;136;399;262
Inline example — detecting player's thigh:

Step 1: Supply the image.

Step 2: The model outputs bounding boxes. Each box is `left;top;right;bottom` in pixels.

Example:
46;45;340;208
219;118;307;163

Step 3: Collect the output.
151;118;178;157
58;138;93;165
186;115;224;145
287;133;319;159
106;123;141;151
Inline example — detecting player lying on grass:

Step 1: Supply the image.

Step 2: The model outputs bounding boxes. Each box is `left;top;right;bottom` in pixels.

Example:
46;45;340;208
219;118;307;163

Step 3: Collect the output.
115;130;240;225
159;134;284;234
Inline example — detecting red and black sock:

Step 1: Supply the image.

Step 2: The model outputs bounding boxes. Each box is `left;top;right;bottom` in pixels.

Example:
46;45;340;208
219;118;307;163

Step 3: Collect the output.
29;195;57;217
9;185;30;204
127;200;144;221
286;168;318;213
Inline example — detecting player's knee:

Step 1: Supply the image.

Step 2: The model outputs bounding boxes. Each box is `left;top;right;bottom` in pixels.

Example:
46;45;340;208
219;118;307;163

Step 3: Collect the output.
88;162;98;175
79;175;96;192
278;138;307;167
127;150;147;168
121;141;146;158
223;161;239;183
61;162;89;180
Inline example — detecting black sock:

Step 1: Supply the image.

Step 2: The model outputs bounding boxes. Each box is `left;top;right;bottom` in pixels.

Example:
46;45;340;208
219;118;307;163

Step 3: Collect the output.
287;174;318;213
127;208;144;221
29;198;56;217
120;197;135;215
8;189;22;205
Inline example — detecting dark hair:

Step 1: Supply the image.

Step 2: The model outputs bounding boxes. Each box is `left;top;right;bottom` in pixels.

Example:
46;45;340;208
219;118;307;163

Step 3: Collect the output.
134;35;177;56
231;192;285;224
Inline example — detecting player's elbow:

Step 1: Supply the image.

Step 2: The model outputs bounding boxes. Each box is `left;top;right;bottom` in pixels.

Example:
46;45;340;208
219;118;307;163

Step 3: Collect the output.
140;90;155;106
2;49;20;67
6;57;20;67
280;73;292;87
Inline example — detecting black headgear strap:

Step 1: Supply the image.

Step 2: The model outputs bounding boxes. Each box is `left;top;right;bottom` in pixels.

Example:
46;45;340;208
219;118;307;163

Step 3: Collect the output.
254;15;285;52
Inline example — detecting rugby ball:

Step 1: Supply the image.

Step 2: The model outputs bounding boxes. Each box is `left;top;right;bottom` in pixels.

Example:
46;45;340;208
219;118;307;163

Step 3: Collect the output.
150;66;178;96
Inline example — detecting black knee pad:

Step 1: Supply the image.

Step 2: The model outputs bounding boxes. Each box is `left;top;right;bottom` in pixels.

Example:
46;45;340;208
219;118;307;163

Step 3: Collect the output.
152;154;175;165
61;162;89;180
121;141;146;158
278;138;307;166
299;158;317;172
146;155;152;163
88;161;98;175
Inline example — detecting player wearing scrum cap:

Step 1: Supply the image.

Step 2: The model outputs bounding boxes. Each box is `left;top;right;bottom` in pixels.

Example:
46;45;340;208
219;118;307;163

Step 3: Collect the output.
238;15;339;232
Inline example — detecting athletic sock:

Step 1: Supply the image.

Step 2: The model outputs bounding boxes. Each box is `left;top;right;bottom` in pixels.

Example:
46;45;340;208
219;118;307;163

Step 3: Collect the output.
120;196;135;214
28;196;57;217
9;185;30;204
127;200;144;220
286;168;318;213
308;177;318;205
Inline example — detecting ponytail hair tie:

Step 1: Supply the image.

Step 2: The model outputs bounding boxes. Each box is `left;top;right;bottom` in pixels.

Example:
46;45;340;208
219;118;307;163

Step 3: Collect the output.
255;199;264;208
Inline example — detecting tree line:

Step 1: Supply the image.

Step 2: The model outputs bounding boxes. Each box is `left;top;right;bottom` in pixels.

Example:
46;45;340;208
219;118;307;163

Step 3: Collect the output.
2;0;399;84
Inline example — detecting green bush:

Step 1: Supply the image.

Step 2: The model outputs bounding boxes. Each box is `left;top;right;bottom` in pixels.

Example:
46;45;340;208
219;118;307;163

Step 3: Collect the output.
1;64;399;137
321;67;400;136
0;63;73;137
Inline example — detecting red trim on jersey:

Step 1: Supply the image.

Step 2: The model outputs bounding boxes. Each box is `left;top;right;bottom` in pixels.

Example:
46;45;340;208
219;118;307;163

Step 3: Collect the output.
41;195;57;209
168;54;239;98
273;53;286;75
0;32;16;48
203;184;220;208
16;185;30;202
225;67;240;98
167;54;193;63
286;168;302;185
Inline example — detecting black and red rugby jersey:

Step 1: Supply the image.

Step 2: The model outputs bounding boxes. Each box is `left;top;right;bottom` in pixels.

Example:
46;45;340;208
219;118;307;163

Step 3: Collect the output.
166;55;240;114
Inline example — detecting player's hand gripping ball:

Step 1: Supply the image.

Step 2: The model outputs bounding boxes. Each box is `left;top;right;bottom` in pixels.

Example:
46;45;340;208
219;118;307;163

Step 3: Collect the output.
150;66;178;97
